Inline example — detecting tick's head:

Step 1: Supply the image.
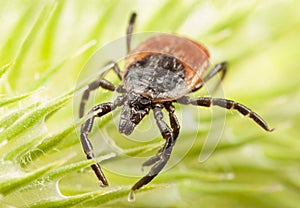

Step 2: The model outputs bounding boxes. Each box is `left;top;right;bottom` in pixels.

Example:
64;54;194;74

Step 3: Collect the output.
128;91;152;110
119;91;152;135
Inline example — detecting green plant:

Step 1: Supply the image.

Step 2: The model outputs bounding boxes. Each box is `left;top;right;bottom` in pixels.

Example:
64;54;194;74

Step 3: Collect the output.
1;1;300;207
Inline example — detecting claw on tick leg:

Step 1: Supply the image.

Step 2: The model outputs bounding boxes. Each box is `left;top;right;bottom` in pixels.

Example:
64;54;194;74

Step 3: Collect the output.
128;190;135;202
99;181;108;188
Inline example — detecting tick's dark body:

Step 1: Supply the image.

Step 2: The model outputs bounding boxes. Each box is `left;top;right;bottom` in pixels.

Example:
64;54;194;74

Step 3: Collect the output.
124;54;186;101
79;13;273;200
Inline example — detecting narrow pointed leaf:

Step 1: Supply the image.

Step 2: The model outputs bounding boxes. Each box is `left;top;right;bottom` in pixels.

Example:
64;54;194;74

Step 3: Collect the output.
0;161;60;195
0;94;72;142
0;92;32;107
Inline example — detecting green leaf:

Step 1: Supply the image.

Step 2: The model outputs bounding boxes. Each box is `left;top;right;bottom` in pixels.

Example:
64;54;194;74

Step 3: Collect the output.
27;185;162;208
7;1;59;91
18;121;79;164
0;92;32;107
0;62;12;78
0;160;60;196
1;1;299;207
3;134;46;161
27;40;97;91
0;103;39;129
0;94;72;142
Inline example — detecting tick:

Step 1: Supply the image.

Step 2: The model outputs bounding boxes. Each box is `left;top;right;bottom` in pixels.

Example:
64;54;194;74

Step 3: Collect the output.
79;12;273;200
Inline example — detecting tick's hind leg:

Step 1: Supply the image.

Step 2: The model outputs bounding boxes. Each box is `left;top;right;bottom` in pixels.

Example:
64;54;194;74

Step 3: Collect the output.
129;103;180;201
192;61;227;92
178;96;274;132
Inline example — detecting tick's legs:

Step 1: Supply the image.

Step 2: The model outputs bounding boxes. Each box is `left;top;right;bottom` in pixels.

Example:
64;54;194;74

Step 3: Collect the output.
80;12;136;117
129;103;180;200
177;96;274;132
126;12;137;54
80;96;125;187
165;102;180;139
80;79;115;118
105;61;123;80
79;62;123;118
192;61;227;92
141;102;180;168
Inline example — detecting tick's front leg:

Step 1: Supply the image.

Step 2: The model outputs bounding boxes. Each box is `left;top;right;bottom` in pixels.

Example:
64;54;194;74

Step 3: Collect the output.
80;96;125;187
129;103;180;201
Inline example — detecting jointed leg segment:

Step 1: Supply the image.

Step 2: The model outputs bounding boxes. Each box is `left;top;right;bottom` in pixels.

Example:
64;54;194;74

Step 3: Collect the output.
192;61;227;92
105;61;123;80
79;62;122;118
80;96;125;187
80;79;115;118
177;96;274;132
126;12;137;53
164;102;180;139
129;102;180;199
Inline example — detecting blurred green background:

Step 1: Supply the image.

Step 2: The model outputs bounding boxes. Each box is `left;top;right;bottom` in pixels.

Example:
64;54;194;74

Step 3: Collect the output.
0;0;300;207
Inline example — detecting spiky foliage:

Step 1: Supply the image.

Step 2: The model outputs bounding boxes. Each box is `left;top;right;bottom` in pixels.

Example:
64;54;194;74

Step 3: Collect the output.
1;1;299;207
